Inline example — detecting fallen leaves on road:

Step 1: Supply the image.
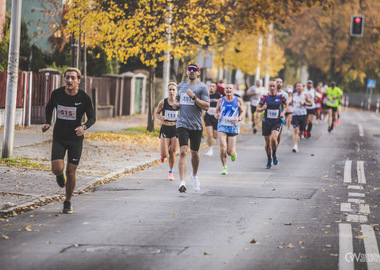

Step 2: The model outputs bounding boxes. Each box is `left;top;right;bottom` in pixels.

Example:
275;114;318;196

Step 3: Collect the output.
284;222;292;225
204;252;212;255
25;225;32;231
2;234;9;239
250;239;256;244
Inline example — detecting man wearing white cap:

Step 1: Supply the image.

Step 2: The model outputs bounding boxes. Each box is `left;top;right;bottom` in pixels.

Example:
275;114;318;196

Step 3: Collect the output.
304;80;316;138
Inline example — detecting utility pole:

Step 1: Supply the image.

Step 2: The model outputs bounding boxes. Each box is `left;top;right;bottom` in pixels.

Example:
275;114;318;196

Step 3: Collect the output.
2;0;22;158
162;2;172;99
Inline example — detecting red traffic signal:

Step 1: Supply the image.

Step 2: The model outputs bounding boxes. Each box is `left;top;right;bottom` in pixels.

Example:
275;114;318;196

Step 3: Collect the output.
350;15;364;37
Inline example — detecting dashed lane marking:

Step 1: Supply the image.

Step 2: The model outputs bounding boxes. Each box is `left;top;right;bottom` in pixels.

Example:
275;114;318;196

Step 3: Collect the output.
348;198;366;204
358;124;364;137
346;215;368;223
361;225;380;270
344;160;352;183
341;203;353;212
348;193;365;197
357;161;366;184
359;204;371;215
347;185;363;190
339;223;354;270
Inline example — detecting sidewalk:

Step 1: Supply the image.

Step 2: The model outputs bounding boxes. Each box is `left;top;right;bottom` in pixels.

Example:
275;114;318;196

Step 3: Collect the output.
0;114;163;217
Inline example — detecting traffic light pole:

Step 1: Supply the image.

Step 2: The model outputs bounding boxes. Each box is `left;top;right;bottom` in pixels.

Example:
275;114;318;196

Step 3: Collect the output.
2;0;22;158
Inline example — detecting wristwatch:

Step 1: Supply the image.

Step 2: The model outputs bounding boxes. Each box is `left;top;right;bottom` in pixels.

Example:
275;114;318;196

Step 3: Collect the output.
82;124;87;130
192;95;197;100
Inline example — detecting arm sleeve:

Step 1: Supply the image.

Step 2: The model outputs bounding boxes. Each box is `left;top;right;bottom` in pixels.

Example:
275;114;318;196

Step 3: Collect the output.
45;92;55;124
83;95;96;129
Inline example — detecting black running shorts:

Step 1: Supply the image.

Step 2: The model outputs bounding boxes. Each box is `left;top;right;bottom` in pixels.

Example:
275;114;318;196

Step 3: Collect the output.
306;109;315;115
291;115;307;130
204;114;218;130
177;127;203;151
160;125;177;139
326;105;338;112
51;138;83;165
262;120;282;136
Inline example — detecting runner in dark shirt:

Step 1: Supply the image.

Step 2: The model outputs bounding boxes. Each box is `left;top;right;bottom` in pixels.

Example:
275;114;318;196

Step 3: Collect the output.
42;68;95;214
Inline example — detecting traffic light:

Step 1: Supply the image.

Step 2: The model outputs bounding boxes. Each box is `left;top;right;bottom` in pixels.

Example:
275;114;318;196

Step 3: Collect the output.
350;15;364;37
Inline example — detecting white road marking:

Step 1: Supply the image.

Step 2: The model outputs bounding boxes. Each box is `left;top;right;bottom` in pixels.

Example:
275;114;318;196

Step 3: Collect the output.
359;204;371;215
341;203;353;212
348;192;365;197
361;225;380;270
348;198;366;204
339;223;354;270
346;215;368;223
347;185;363;190
344;160;352;183
357;161;366;184
358;124;364;137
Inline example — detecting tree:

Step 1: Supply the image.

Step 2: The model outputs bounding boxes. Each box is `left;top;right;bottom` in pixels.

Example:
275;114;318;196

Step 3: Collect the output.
64;0;334;131
280;0;380;90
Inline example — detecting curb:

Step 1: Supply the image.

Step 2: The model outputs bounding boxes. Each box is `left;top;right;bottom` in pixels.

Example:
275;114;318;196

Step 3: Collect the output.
0;157;161;218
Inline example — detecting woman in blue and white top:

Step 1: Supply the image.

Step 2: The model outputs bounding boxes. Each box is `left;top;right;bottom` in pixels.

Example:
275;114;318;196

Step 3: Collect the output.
215;84;245;175
155;82;179;181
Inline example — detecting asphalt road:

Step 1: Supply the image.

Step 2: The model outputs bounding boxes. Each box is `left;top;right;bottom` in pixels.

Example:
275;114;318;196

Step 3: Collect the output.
1;110;380;270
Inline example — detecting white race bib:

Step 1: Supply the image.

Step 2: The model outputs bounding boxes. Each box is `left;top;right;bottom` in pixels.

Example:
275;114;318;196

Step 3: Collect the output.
164;110;178;121
207;107;216;115
57;105;76;120
180;93;194;105
220;116;235;126
267;109;279;119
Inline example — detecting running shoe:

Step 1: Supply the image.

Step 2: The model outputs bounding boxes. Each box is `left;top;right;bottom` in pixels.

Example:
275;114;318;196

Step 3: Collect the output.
205;148;213;156
62;201;73;214
168;172;175;181
191;174;200;192
221;167;228;175
307;131;311;138
303;130;308;138
253;128;257;134
178;180;187;193
266;159;272;169
160;157;165;163
273;157;279;165
231;152;237;162
56;174;66;188
292;145;298;153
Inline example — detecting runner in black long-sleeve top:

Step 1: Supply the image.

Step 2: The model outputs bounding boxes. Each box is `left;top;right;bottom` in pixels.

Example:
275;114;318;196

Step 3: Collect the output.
42;67;95;214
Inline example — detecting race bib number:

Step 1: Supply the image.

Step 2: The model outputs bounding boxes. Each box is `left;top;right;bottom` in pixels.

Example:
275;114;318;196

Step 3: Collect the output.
315;103;321;108
328;99;335;105
267;109;279;119
180;93;194;105
164;110;178;121
220;116;235;126
207;107;216;115
57;105;76;120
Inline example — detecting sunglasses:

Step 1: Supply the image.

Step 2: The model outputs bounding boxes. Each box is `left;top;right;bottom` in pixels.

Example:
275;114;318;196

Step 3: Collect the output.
188;66;198;72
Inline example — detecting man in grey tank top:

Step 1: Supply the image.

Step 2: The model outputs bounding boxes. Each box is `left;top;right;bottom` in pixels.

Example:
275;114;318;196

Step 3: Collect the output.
174;63;210;193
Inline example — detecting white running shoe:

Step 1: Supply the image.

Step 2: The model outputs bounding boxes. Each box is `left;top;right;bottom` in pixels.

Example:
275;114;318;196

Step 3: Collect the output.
292;145;298;153
191;174;200;192
205;147;213;156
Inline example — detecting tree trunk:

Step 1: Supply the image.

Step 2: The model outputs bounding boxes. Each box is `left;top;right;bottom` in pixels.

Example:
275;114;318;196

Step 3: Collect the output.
147;65;155;132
